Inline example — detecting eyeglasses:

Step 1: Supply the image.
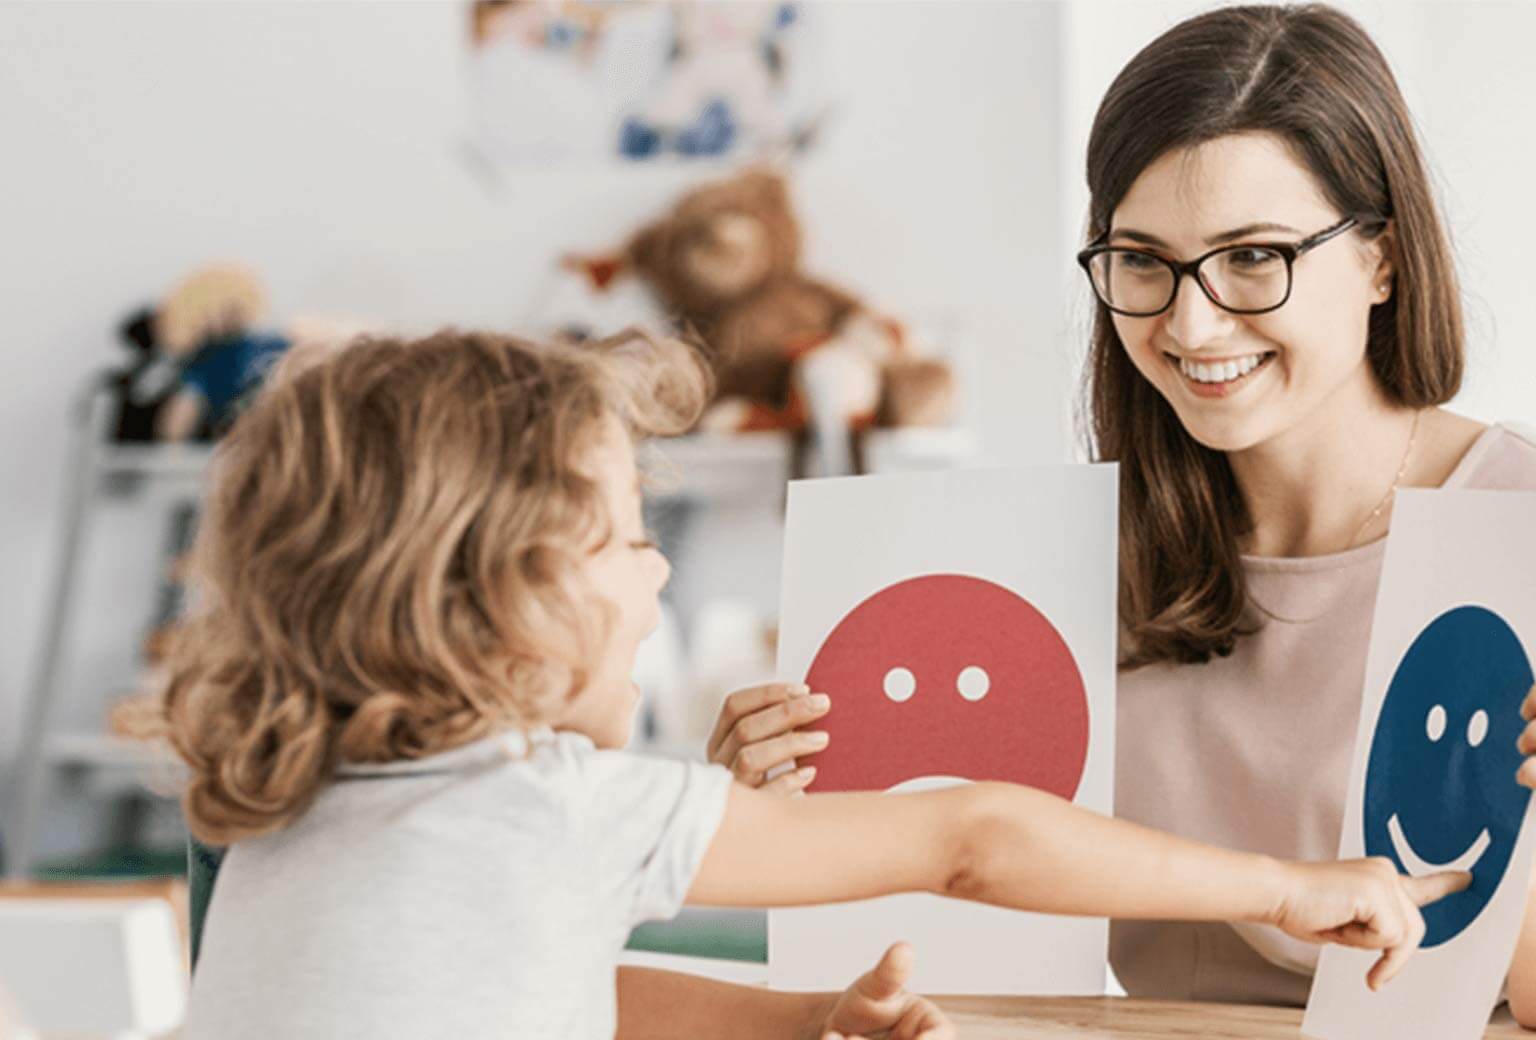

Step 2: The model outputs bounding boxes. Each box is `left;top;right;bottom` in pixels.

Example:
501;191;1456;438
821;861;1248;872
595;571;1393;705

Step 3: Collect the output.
1076;217;1361;317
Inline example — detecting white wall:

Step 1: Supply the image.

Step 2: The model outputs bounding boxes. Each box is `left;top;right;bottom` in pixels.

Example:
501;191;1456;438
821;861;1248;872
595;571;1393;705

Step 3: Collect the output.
1060;0;1536;429
0;1;1067;847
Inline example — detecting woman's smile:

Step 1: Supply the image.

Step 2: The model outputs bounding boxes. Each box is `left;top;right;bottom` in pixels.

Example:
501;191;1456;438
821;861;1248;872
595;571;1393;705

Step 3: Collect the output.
1164;349;1277;398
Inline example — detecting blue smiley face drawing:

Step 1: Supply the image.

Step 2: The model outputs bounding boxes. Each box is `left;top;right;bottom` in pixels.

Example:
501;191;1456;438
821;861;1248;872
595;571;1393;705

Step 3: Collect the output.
1363;605;1534;947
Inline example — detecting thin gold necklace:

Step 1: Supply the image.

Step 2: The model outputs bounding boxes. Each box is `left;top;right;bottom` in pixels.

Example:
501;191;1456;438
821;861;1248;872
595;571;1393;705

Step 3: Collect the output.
1345;409;1421;550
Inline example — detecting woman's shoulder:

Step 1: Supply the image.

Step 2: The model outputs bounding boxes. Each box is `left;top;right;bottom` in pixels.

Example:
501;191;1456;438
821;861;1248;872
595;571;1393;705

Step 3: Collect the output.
1441;417;1536;491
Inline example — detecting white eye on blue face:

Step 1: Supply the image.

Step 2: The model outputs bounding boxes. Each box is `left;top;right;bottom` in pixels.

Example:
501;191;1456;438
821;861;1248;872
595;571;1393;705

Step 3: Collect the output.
1468;709;1489;748
1427;704;1447;742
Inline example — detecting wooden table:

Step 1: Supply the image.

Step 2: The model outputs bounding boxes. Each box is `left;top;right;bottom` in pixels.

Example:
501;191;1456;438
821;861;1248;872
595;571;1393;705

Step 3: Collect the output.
932;996;1530;1038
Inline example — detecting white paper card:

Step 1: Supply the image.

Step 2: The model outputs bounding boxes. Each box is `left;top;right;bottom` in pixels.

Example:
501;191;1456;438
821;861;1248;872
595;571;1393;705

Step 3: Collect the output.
768;464;1118;994
1304;489;1536;1039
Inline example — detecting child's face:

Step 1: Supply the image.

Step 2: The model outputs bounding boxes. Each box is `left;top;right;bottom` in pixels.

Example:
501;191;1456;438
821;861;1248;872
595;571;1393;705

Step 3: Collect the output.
556;415;671;748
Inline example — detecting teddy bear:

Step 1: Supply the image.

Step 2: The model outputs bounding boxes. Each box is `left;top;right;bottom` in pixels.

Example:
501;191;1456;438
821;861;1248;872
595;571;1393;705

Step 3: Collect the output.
567;168;955;471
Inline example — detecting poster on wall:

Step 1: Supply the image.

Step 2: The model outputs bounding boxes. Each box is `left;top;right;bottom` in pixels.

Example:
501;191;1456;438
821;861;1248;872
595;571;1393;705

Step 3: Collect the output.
464;1;827;170
1303;489;1536;1040
768;465;1119;995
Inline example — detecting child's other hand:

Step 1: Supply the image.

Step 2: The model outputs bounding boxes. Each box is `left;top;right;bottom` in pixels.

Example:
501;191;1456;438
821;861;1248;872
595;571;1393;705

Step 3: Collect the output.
1271;858;1470;990
808;942;953;1040
706;682;830;792
1515;684;1536;789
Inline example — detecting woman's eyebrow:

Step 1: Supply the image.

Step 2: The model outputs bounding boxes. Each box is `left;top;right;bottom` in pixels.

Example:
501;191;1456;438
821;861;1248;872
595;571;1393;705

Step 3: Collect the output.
1206;221;1303;244
1108;221;1304;248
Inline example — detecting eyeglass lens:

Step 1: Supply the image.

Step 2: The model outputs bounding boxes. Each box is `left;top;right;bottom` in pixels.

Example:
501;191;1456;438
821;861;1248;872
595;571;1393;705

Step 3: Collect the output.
1087;246;1290;315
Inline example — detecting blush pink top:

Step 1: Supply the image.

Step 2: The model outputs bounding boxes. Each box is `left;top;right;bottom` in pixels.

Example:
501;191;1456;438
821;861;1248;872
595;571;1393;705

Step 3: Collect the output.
1110;422;1536;1005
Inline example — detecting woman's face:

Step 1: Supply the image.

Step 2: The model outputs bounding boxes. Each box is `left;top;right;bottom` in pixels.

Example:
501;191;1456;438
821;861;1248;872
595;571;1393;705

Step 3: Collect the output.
1107;132;1393;453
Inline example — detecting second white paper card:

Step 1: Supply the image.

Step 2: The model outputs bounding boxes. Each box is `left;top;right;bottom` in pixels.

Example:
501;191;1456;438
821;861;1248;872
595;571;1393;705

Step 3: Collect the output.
1305;489;1536;1039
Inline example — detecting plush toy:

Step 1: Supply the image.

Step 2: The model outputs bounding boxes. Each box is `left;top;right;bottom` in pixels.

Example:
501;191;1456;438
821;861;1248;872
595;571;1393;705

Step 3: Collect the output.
148;263;290;441
107;306;199;443
567;168;955;468
618;4;803;160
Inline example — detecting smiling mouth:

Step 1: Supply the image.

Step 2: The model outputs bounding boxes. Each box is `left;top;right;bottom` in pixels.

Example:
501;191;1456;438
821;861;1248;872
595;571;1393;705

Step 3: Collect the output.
1387;813;1491;877
1164;350;1276;395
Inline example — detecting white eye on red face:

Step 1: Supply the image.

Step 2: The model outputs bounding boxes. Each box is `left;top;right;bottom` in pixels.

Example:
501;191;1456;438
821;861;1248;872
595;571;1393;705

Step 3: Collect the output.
879;665;993;703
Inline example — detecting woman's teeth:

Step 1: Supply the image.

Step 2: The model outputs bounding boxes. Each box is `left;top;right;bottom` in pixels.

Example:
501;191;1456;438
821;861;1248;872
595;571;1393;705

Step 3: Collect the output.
1177;352;1270;384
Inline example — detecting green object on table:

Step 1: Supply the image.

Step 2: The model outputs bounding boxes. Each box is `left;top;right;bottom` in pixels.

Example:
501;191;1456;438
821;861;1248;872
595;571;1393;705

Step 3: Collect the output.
625;909;768;963
34;843;187;881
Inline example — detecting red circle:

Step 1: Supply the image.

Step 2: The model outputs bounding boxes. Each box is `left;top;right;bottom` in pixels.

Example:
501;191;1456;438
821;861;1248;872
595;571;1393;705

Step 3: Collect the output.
803;574;1089;798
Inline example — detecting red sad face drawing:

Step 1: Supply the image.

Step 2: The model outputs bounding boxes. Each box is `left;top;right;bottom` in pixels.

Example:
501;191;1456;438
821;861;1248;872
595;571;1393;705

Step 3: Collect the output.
803;574;1089;798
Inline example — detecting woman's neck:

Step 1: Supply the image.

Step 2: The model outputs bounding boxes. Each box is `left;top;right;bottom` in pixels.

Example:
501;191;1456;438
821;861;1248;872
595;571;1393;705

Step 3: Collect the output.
1228;378;1420;559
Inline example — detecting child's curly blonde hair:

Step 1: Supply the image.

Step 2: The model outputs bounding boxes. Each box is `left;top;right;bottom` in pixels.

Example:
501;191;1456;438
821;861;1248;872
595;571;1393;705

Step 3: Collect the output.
146;328;709;844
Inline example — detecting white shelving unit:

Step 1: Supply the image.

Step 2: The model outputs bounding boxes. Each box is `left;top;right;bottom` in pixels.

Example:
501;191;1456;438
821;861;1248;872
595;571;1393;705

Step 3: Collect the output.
5;382;206;878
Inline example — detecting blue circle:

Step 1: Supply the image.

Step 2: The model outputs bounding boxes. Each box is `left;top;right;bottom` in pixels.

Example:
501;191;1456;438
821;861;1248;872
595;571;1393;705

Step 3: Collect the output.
1363;605;1533;947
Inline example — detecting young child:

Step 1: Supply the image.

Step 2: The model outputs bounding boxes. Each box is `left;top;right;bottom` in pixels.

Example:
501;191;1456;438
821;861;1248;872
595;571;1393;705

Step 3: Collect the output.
153;329;1463;1039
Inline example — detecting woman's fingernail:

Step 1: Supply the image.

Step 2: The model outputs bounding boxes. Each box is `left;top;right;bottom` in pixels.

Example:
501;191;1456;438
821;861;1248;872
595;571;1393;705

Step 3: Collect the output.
800;766;817;780
809;730;830;746
808;694;831;710
790;682;810;696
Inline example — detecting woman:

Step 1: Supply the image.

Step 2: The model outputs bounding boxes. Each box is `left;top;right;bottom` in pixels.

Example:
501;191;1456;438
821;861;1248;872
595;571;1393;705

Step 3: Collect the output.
707;3;1536;1022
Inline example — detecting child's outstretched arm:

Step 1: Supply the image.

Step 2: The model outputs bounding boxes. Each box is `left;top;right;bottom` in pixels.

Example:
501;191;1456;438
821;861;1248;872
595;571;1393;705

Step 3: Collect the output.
689;782;1469;990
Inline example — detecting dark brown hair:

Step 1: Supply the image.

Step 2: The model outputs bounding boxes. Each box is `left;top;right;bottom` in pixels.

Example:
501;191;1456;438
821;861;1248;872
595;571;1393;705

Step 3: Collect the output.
133;329;709;844
1083;3;1464;668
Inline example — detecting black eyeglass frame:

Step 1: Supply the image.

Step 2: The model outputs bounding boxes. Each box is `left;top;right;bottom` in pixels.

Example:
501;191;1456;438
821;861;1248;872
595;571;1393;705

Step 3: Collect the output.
1076;216;1365;317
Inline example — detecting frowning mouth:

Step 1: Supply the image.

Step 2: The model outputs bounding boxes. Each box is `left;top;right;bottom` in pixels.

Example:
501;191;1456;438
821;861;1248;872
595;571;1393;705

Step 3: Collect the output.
1388;813;1490;877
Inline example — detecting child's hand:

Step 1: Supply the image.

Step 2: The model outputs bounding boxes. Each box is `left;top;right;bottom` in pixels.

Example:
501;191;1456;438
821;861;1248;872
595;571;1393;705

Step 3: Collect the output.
1271;859;1470;989
806;942;953;1040
1516;684;1536;789
707;682;831;792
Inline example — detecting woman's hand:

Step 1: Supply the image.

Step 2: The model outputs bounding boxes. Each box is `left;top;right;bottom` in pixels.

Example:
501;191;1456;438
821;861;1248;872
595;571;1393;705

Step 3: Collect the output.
803;942;953;1040
707;682;831;792
1269;858;1470;990
1516;684;1536;789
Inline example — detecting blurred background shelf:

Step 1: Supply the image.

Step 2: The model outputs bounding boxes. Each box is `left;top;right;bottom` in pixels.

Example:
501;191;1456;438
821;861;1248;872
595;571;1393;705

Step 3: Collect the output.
90;427;978;499
44;732;181;775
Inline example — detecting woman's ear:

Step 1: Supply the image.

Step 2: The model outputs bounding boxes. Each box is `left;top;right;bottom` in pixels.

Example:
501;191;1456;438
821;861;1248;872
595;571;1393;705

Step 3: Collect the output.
1369;219;1397;304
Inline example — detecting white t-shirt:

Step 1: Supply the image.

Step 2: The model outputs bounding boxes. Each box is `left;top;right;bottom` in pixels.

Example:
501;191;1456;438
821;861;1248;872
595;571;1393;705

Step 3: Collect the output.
185;727;734;1039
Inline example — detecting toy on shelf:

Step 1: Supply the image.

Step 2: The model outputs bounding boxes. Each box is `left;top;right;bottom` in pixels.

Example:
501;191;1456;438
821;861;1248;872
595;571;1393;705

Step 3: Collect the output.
108;307;193;443
110;263;290;444
619;3;812;161
566;168;956;472
152;264;290;441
